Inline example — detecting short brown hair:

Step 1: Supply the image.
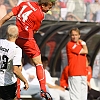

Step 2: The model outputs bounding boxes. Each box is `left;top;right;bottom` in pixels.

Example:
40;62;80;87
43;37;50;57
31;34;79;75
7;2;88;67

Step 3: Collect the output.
38;0;56;6
69;28;80;36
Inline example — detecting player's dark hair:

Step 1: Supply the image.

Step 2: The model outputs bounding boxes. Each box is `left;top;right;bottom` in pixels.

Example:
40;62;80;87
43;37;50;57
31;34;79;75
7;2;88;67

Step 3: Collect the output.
38;0;56;6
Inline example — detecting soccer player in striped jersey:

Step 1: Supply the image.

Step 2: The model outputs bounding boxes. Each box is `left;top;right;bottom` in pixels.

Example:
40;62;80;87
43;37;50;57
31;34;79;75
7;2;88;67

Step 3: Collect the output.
0;25;29;100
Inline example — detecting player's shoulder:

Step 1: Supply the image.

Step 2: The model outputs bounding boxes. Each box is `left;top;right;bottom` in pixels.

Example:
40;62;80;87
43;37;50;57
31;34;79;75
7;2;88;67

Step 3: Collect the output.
0;39;8;44
0;39;4;41
66;41;72;47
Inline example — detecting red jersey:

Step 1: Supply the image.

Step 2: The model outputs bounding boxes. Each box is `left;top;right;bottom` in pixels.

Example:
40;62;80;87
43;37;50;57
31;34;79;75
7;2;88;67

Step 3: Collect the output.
86;66;92;83
66;41;87;76
60;66;68;88
12;2;44;39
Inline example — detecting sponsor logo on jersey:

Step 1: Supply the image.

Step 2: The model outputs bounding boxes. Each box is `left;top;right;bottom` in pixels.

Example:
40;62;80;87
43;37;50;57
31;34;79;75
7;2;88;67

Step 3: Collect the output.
0;46;9;52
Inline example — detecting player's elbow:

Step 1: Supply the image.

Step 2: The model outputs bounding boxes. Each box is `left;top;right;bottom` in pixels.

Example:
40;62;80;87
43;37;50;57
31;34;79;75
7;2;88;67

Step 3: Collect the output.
13;66;19;75
13;69;18;75
79;49;88;54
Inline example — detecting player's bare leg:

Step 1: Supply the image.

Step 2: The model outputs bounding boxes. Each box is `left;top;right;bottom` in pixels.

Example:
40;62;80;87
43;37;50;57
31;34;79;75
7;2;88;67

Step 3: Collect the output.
32;55;42;65
14;97;17;100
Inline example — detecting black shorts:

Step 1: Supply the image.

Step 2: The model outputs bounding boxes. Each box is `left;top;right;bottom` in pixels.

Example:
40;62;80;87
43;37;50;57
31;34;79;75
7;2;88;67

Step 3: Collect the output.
0;82;17;100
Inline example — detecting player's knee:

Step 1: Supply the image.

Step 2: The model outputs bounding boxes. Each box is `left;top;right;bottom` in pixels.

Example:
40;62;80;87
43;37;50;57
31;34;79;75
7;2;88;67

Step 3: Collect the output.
32;56;42;65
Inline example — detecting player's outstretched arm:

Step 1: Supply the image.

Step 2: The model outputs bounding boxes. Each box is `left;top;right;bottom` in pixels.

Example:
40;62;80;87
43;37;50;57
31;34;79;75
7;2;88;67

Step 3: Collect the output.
0;11;14;27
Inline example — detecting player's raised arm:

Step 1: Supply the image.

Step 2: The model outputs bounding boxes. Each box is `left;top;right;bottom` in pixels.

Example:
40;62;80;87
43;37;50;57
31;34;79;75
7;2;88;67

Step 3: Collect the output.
79;39;88;54
0;11;14;27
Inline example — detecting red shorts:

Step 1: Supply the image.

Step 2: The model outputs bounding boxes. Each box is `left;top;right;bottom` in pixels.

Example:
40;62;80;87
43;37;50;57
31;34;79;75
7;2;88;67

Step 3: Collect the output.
15;37;40;58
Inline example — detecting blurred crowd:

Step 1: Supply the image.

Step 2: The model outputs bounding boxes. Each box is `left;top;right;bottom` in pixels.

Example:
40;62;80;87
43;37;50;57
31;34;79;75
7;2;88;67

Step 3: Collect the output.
45;0;100;22
1;0;100;22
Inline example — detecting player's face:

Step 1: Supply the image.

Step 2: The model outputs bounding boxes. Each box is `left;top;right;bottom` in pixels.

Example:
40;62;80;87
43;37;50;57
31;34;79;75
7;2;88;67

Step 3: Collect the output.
70;30;80;42
41;3;53;13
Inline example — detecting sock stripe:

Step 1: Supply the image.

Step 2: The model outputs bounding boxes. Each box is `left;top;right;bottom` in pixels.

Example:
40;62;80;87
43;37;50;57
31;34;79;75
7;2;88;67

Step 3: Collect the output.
36;64;43;66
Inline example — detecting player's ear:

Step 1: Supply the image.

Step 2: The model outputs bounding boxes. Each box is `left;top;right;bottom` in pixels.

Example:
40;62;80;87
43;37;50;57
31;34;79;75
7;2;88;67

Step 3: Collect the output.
41;4;45;7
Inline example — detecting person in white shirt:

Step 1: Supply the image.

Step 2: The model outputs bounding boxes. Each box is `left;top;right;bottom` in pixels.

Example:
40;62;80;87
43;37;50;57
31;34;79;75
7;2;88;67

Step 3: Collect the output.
41;56;69;100
0;24;29;100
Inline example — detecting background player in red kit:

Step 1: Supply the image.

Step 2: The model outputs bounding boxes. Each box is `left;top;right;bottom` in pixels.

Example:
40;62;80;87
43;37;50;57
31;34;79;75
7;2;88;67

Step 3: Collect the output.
66;28;88;100
0;0;56;99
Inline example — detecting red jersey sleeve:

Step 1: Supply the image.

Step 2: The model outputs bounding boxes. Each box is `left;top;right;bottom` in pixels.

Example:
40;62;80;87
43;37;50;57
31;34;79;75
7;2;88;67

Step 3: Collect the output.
12;3;23;16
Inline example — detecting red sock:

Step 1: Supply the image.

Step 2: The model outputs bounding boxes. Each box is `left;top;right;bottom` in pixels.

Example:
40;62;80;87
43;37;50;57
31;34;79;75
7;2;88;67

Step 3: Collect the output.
36;64;46;92
17;78;20;99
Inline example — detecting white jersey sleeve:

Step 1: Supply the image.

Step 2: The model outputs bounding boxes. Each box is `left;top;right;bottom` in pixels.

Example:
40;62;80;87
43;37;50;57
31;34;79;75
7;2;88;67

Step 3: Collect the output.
13;46;22;66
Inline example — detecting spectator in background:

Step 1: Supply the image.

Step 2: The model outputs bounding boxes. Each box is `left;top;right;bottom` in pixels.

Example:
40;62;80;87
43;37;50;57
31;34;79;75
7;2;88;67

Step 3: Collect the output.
86;54;100;100
44;13;56;20
84;0;92;2
92;50;100;79
51;0;62;20
90;0;100;22
59;0;67;20
84;0;92;21
3;0;18;13
17;0;32;5
66;28;88;100
65;12;82;21
0;0;7;20
67;0;86;21
8;0;18;7
42;56;69;100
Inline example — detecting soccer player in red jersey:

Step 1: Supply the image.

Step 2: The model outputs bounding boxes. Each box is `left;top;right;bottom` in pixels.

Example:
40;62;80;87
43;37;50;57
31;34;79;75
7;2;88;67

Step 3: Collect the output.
0;0;56;99
66;28;88;100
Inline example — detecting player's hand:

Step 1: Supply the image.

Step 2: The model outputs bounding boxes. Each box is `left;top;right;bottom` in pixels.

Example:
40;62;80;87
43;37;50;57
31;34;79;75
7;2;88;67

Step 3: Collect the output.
41;90;52;100
24;82;29;90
